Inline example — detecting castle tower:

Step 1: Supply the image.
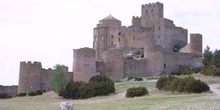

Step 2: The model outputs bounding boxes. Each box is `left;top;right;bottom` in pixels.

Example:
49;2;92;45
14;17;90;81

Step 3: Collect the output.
73;48;97;82
145;45;164;76
141;2;163;28
94;15;121;60
18;61;42;93
180;34;203;54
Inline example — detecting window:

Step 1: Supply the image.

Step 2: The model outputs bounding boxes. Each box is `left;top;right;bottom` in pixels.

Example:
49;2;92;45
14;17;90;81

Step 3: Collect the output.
158;36;160;39
151;9;153;12
133;36;135;40
164;64;166;69
118;32;121;35
111;35;113;39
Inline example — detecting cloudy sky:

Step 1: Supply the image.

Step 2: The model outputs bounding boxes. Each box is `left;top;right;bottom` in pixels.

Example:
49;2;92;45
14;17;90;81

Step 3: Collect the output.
0;0;220;85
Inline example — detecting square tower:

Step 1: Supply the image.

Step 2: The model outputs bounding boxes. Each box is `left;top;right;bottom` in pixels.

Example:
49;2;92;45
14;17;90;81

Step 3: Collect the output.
141;2;163;28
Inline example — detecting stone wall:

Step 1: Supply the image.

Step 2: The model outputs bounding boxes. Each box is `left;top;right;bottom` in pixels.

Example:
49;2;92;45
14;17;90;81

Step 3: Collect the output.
124;59;148;77
163;52;203;72
18;61;72;93
0;85;18;96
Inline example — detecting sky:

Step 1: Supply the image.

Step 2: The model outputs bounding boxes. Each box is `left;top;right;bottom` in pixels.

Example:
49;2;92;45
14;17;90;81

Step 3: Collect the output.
0;0;220;85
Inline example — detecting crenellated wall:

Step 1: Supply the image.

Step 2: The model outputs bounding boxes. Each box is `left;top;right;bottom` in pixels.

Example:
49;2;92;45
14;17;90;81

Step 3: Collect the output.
0;85;18;97
18;61;72;93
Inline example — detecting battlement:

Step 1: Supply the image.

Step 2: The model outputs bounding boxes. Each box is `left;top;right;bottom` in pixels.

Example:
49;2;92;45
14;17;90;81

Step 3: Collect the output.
20;61;42;65
142;2;163;8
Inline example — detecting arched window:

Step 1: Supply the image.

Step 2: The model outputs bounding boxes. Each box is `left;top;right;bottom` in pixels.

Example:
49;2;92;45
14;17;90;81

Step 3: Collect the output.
102;36;104;41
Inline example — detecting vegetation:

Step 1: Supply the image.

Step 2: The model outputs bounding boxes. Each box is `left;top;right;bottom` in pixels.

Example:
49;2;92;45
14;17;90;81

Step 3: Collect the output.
171;66;201;75
203;46;220;67
49;64;68;96
62;75;115;99
173;44;181;52
17;92;27;97
200;66;220;76
126;87;148;98
156;75;210;93
28;90;44;96
0;93;12;99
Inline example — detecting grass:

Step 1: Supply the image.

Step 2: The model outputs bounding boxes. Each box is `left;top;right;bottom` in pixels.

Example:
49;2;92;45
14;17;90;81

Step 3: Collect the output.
0;75;220;110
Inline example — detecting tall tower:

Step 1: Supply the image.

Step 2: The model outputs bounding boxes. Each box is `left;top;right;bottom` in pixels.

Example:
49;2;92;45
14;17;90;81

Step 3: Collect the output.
141;2;163;28
18;61;42;93
93;15;121;60
73;48;97;82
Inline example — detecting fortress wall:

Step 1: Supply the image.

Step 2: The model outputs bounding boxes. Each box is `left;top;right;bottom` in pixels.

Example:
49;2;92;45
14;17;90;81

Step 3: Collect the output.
124;59;148;77
0;85;18;96
41;69;52;91
160;18;188;51
73;48;97;82
18;61;42;93
163;52;203;72
102;49;125;81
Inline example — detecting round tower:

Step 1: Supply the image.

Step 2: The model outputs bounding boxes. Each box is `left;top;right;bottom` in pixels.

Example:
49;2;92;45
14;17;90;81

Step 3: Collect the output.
73;48;97;82
18;61;42;93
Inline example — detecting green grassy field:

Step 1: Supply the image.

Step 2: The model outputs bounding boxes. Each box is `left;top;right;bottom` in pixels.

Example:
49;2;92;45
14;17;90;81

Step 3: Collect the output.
0;75;220;110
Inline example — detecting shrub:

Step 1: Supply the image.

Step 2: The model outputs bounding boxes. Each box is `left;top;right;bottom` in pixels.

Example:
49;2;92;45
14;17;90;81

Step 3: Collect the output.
201;67;220;76
89;75;115;95
156;76;210;93
0;93;12;99
171;66;201;75
126;87;148;98
63;75;115;99
36;90;43;95
28;91;38;96
17;92;27;97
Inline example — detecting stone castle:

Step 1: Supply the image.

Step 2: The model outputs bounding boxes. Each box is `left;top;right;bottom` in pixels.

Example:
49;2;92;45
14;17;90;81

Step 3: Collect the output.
1;2;204;95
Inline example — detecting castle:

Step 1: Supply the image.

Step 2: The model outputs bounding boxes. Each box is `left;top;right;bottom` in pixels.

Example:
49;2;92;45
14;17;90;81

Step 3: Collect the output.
1;2;203;95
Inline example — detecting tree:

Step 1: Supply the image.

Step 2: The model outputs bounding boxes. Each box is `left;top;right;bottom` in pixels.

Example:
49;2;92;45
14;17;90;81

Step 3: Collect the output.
50;64;68;95
203;46;213;66
212;49;220;67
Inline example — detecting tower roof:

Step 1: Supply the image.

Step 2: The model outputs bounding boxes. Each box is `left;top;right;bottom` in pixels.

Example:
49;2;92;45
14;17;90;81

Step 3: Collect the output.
100;14;120;21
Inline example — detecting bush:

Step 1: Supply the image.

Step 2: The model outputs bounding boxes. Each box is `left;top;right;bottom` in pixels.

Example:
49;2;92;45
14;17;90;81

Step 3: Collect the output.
126;87;148;98
28;91;38;96
17;92;27;97
0;93;12;99
171;66;201;75
201;66;220;76
156;76;210;93
36;90;43;95
63;75;115;99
